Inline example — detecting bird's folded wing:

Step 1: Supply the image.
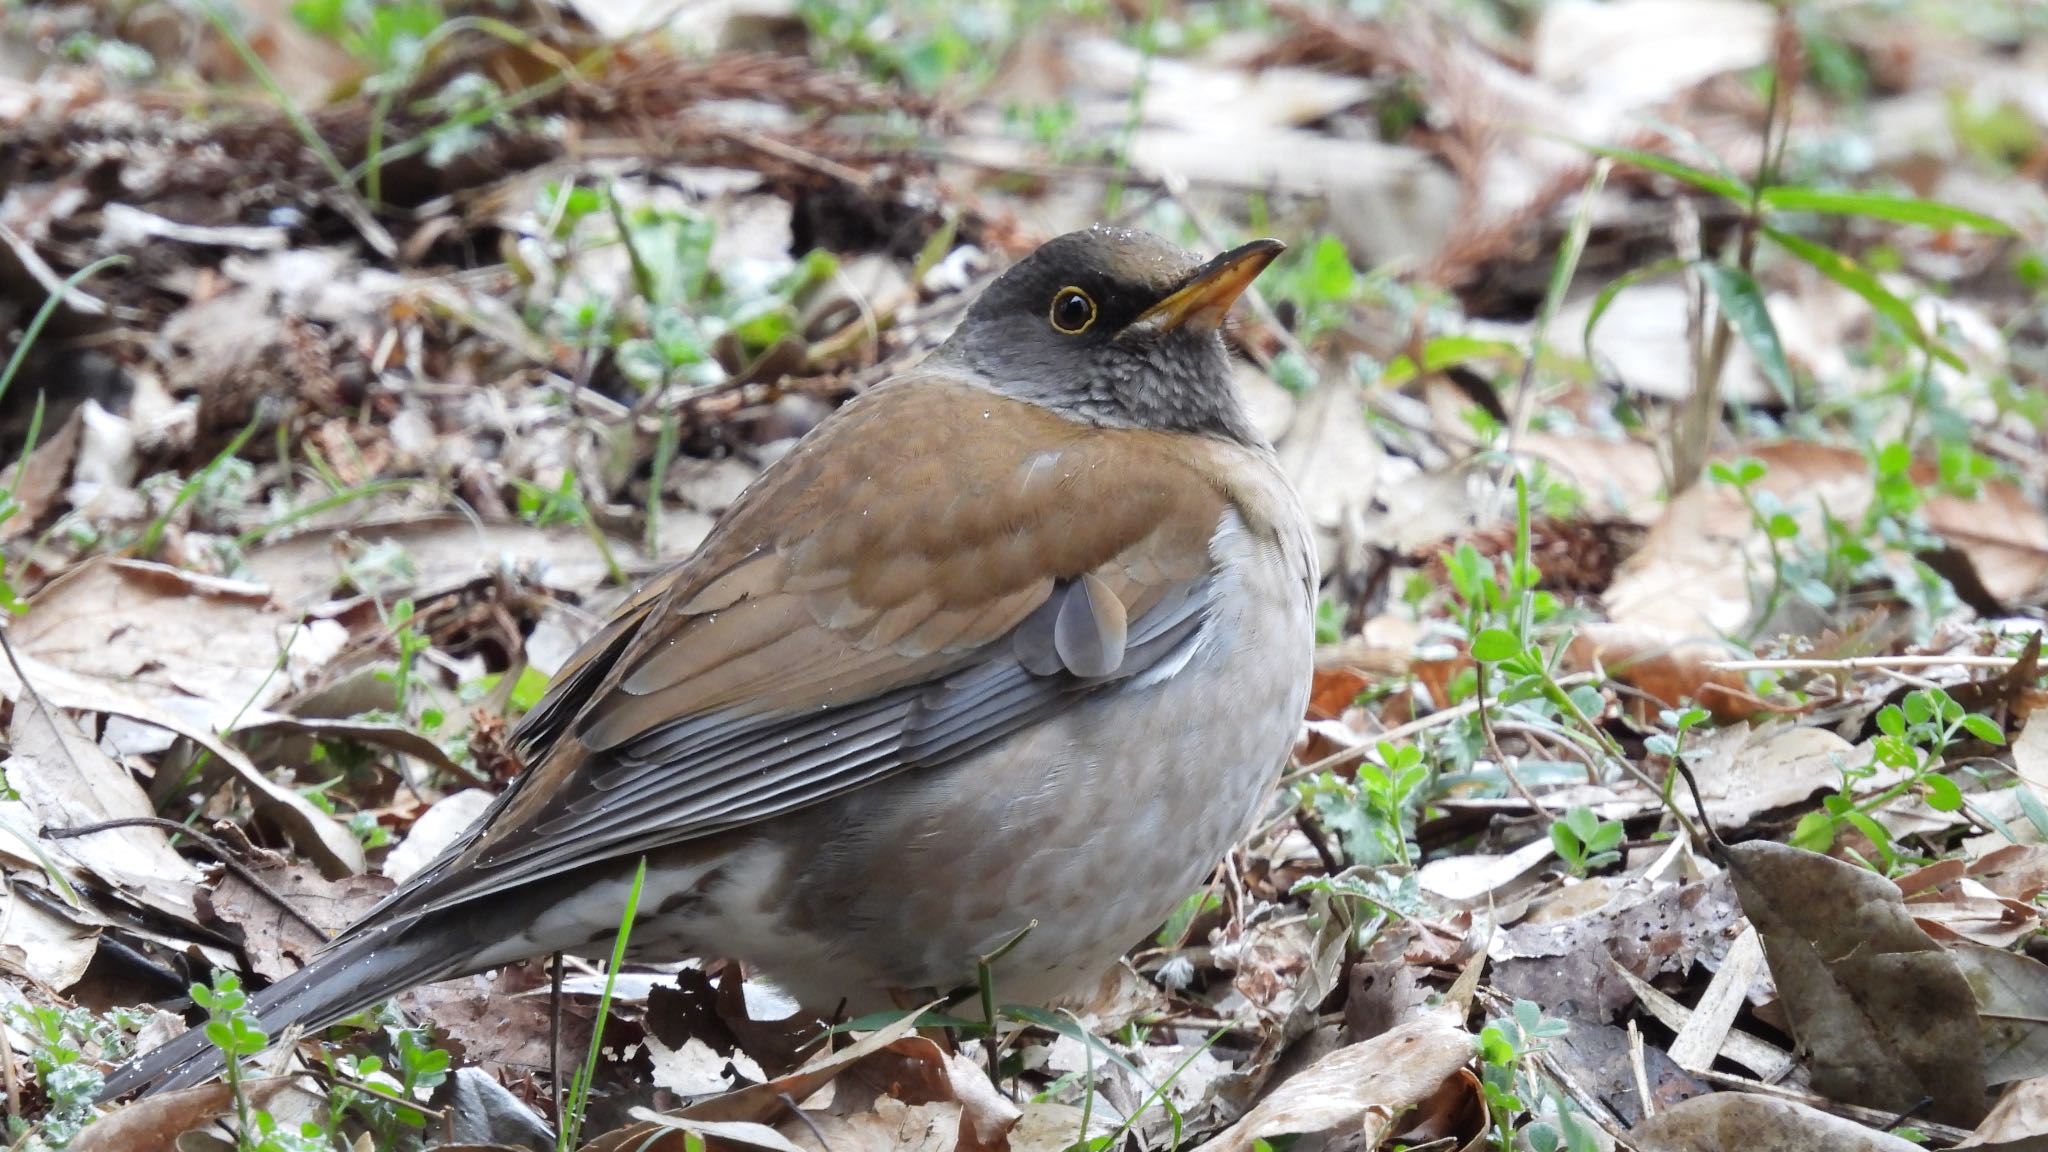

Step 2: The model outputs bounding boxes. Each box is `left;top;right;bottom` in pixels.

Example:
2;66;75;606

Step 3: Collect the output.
382;377;1249;917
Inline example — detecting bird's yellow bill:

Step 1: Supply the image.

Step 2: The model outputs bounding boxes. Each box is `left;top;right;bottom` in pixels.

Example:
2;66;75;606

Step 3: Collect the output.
1132;238;1285;334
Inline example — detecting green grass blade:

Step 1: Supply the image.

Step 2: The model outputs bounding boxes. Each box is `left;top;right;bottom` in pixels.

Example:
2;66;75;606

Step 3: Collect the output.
1763;227;1964;371
1695;261;1795;405
561;855;647;1151
1581;256;1688;365
1759;187;2015;235
0;256;129;410
1575;143;1751;204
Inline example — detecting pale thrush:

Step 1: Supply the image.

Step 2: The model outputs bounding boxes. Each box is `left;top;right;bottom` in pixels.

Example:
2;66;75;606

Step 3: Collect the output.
104;225;1316;1097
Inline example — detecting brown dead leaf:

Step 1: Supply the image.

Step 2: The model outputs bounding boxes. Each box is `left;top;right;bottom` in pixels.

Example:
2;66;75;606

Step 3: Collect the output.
1678;723;1875;829
1549;1009;1710;1127
4;673;204;925
619;1114;810;1152
243;516;628;609
1950;943;2048;1087
1972;846;2048;903
1962;1076;2048;1145
1491;875;1743;1021
1630;1092;1924;1152
1519;430;1667;524
0;881;100;988
71;1077;295;1152
1205;1017;1474;1152
202;859;392;982
780;1098;963;1152
12;558;344;725
0;404;81;543
1925;480;2048;606
1726;841;1989;1124
404;963;568;1081
580;1009;929;1152
1605;442;2048;640
1910;885;2038;949
1343;961;1430;1042
0;649;365;877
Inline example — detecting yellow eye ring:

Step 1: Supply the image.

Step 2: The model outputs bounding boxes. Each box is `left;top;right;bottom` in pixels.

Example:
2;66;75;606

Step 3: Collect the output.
1049;286;1097;335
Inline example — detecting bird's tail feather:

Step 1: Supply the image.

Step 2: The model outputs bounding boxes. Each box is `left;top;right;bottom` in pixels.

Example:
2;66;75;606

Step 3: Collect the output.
98;917;460;1101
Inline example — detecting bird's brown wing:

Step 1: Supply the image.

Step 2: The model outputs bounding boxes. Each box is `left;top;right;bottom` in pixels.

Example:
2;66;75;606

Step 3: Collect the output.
371;373;1278;920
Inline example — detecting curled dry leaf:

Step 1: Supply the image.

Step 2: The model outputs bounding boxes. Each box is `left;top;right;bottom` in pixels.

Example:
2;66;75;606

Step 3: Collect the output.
1949;943;2048;1087
12;558;344;726
1630;1092;1924;1152
202;859;393;982
1491;875;1743;1021
1961;1076;2048;1146
0;649;365;877
1726;841;1989;1124
71;1077;296;1152
4;674;202;925
579;1009;929;1152
1972;845;2048;903
1205;1017;1474;1152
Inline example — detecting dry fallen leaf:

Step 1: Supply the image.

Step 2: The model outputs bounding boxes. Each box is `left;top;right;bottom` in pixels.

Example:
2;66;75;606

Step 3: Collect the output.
1961;1075;2048;1145
1204;1017;1474;1152
1603;441;2048;641
71;1077;296;1152
12;557;346;726
1491;875;1744;1021
1726;841;1989;1124
580;1009;928;1152
0;649;365;877
3;672;204;925
1564;622;1758;722
202;859;392;982
1630;1091;1924;1152
1949;942;2048;1087
1678;723;1870;829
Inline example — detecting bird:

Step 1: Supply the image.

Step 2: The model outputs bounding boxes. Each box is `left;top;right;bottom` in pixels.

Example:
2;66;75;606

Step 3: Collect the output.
102;224;1317;1098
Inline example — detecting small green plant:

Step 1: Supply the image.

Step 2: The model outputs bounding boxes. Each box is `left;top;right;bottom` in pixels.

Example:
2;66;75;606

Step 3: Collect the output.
4;1003;149;1148
1292;869;1434;925
1792;686;2004;868
291;0;444;77
1296;741;1431;868
374;597;432;716
509;469;624;585
326;1021;452;1149
1707;456;1827;639
800;0;1049;90
1477;1000;1599;1152
1549;807;1624;876
192;970;274;1150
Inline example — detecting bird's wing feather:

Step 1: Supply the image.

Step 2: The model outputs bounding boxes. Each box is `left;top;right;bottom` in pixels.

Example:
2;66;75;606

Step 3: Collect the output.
370;374;1261;921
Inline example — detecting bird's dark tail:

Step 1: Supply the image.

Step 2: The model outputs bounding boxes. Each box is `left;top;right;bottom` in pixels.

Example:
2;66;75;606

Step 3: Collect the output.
98;915;463;1101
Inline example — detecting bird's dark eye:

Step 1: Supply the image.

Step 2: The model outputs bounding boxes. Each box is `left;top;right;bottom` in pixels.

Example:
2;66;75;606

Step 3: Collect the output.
1049;286;1097;335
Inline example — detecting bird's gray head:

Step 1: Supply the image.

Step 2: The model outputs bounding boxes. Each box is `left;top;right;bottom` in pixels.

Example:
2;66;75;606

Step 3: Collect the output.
939;226;1283;444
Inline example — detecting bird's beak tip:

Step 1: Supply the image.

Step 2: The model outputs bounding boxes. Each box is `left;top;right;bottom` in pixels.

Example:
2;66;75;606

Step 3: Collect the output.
1133;238;1286;335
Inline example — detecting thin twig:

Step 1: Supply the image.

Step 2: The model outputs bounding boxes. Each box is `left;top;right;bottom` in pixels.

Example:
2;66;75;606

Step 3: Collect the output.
1705;655;2019;672
1284;671;1604;784
40;817;329;937
296;1065;449;1120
